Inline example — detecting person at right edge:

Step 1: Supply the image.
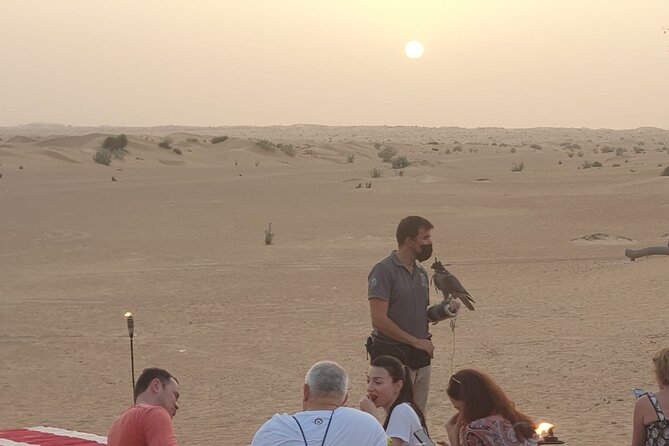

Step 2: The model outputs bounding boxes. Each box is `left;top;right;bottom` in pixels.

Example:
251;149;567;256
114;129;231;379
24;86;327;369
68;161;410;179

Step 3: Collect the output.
366;216;460;413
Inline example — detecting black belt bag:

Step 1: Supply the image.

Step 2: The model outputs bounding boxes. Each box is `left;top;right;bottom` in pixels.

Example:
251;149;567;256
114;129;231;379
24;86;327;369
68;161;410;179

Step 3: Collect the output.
366;333;431;370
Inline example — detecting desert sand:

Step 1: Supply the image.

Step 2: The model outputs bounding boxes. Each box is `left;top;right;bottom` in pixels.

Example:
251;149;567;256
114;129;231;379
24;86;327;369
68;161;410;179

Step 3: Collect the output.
1;124;668;445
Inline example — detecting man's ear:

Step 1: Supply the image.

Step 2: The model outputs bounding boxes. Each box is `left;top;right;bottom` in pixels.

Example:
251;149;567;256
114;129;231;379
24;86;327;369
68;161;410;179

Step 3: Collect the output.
303;384;309;403
150;378;162;393
341;392;349;406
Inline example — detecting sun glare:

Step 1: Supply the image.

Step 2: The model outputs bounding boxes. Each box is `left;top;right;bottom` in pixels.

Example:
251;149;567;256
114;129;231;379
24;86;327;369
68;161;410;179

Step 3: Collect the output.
405;40;424;59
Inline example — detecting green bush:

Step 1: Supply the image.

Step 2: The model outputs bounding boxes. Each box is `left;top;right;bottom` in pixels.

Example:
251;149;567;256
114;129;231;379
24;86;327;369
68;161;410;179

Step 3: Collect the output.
211;136;229;144
256;140;276;152
601;146;614;153
661;166;669;176
378;145;397;162
370;167;383;178
582;160;603;169
347;154;355;163
102;134;128;159
391;156;410;169
93;149;112;165
511;161;524;172
173;148;182;155
530;144;543;150
158;140;172;150
103;134;128;151
278;143;296;157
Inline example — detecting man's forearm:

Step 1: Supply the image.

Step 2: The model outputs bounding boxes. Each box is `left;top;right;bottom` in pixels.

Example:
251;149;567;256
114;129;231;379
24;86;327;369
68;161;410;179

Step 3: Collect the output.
373;316;422;347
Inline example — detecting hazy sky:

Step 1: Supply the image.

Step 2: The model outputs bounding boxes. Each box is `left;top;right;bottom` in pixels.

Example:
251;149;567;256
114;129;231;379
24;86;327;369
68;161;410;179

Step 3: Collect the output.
2;1;668;128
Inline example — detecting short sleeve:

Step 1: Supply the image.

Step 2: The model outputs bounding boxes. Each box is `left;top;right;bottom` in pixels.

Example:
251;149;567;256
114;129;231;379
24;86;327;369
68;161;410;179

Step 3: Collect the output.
368;263;393;301
250;420;269;446
464;431;486;446
144;407;179;446
385;404;414;443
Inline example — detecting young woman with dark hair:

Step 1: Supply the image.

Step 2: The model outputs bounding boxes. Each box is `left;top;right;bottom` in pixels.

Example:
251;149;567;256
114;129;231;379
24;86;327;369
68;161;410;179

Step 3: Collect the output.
440;369;537;446
360;355;431;446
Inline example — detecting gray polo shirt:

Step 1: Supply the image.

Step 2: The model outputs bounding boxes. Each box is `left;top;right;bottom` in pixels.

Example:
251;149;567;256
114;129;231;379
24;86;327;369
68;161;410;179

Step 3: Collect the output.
367;251;430;340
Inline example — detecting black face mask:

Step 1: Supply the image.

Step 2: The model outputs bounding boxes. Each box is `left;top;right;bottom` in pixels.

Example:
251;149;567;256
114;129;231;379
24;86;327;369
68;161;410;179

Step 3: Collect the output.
416;243;433;262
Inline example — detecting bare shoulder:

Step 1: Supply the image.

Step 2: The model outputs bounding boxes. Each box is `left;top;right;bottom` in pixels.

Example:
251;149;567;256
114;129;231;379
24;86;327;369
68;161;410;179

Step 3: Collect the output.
634;394;655;422
634;394;652;412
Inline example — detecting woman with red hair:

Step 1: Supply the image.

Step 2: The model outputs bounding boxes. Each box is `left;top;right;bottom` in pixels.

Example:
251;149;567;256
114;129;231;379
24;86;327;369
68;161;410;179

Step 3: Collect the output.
439;369;537;446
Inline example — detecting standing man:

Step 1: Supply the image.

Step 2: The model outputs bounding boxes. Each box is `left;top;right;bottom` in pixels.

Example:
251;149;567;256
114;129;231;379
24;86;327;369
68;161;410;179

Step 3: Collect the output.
251;360;387;445
108;367;180;446
366;215;459;412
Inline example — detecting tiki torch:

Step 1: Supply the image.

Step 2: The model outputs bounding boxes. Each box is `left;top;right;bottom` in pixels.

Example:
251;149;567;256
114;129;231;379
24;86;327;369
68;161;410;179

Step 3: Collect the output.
536;422;565;444
124;312;135;401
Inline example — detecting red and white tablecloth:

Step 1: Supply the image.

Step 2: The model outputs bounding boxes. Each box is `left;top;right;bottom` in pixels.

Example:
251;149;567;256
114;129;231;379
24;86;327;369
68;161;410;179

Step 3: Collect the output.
0;426;107;445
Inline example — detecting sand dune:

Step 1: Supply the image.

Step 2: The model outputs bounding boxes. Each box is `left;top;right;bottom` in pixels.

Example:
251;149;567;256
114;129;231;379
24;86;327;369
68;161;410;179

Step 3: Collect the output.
7;135;39;143
39;149;82;164
36;133;107;148
0;125;668;445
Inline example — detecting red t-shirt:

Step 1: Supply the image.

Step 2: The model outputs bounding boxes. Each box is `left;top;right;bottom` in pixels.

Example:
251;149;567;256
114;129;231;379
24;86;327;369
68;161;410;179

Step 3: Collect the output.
108;404;179;446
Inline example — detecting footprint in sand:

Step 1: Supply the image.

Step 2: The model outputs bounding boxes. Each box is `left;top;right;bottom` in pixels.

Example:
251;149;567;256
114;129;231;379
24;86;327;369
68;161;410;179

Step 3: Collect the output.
31;230;91;243
571;233;635;244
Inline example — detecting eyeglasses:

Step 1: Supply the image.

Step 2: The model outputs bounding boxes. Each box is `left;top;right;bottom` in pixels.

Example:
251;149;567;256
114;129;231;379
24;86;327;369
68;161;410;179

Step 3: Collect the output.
449;375;462;386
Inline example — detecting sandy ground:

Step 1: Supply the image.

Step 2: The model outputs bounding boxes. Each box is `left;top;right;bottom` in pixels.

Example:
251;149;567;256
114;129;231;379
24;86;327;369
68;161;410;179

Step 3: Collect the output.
1;125;668;445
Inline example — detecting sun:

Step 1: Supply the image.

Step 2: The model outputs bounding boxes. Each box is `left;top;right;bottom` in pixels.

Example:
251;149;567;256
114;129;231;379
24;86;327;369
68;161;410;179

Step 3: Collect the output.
405;40;424;59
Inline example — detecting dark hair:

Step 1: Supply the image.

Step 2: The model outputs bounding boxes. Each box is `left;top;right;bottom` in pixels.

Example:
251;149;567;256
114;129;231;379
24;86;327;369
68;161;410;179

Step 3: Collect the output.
370;355;427;434
396;216;434;245
447;369;535;441
134;368;178;402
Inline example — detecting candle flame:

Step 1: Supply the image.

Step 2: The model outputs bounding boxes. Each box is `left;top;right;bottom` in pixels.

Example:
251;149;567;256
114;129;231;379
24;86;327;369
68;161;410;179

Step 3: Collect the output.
124;312;132;318
535;422;554;438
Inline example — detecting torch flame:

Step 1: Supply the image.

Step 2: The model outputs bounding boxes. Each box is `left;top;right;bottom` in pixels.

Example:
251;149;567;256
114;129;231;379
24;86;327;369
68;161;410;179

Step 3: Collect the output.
124;312;132;318
535;422;554;438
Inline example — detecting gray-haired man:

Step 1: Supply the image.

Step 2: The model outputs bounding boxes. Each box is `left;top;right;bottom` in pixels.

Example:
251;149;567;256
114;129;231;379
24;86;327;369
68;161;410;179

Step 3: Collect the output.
251;361;387;446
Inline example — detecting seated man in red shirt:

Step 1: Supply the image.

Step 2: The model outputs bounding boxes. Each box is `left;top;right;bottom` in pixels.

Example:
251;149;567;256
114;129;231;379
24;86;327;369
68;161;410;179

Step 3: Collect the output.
108;367;180;446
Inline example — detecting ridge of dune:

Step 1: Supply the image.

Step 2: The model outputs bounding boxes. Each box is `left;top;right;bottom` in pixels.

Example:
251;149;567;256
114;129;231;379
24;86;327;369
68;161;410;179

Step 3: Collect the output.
7;135;39;143
36;133;107;148
39;149;82;164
